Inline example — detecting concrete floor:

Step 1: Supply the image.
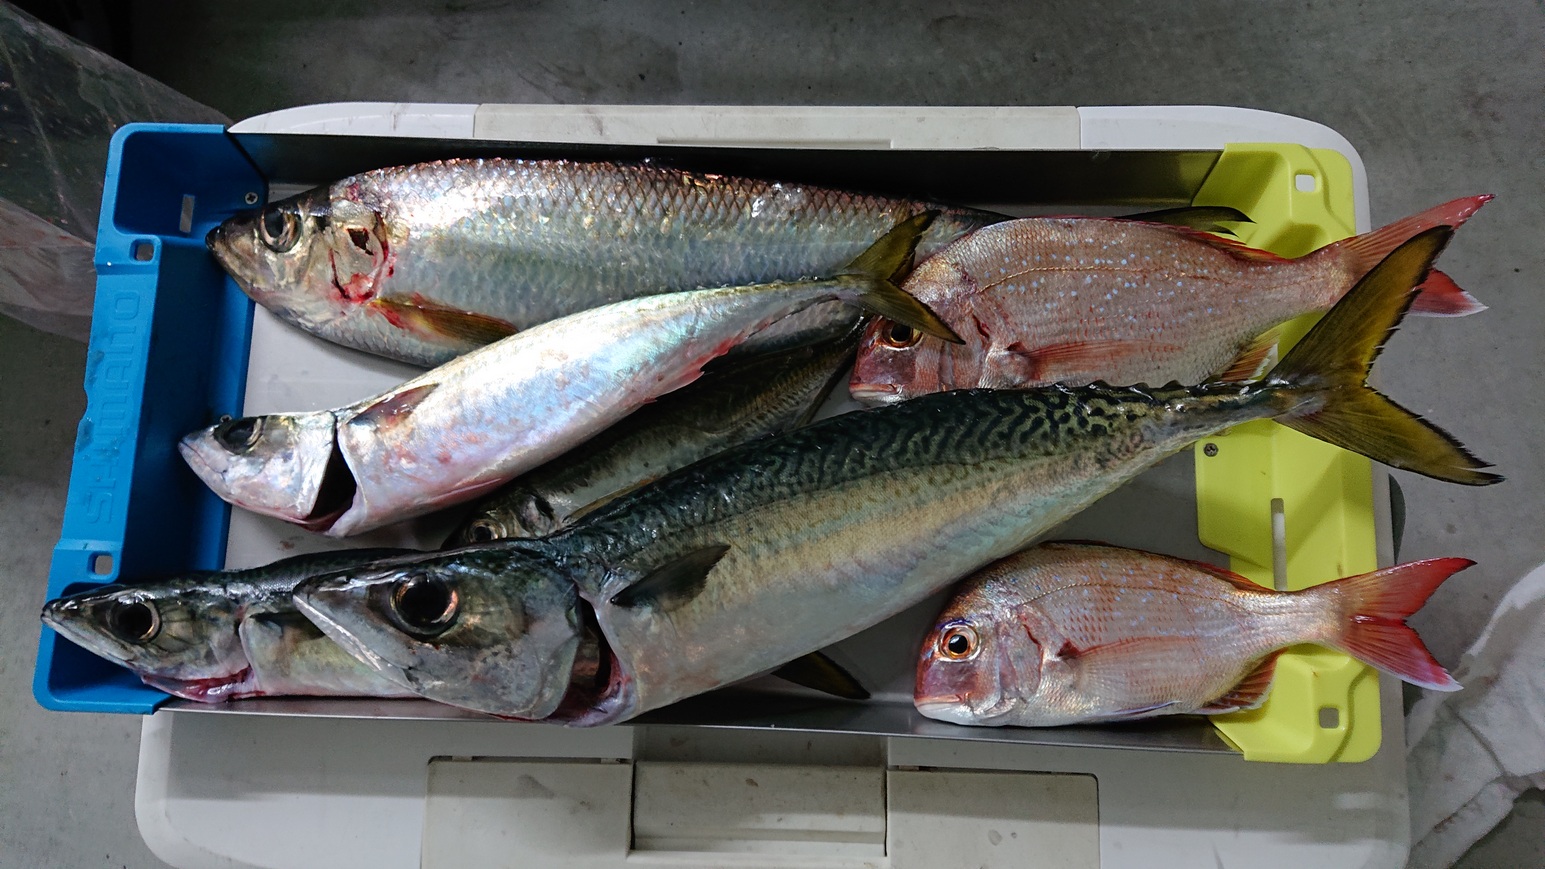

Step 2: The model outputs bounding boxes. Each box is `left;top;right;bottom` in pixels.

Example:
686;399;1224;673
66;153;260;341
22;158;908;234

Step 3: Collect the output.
4;1;1543;866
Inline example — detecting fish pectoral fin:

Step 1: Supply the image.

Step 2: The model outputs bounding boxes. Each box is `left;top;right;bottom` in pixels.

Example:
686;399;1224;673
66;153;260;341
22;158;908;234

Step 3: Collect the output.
1121;205;1253;236
1003;339;1181;383
372;294;519;346
772;651;871;700
1196;654;1280;713
609;544;730;611
1213;327;1281;384
354;383;439;428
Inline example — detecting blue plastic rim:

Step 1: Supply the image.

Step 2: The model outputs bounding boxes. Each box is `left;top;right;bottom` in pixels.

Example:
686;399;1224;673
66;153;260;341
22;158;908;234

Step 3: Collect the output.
34;124;267;713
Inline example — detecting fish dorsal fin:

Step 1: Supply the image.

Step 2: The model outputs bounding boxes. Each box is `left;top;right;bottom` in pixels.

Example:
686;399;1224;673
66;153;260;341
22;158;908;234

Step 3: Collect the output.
353;383;439;428
609;544;731;611
1166;555;1269;592
1158;224;1292;263
772;651;871;700
1214;327;1281;384
372;294;519;346
1197;654;1279;713
1120;205;1253;235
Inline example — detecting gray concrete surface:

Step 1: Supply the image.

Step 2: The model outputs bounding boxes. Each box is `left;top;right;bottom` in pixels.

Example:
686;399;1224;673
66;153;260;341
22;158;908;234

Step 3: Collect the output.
0;318;160;869
3;1;1541;866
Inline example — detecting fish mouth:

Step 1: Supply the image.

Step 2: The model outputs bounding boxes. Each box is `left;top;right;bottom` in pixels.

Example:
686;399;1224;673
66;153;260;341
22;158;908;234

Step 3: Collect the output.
177;434;226;479
142;668;259;703
40;598;128;664
914;697;977;725
848;382;902;405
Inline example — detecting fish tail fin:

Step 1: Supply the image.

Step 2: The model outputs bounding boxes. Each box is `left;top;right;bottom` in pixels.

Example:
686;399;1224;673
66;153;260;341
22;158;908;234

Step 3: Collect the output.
838;212;963;343
1262;227;1502;486
1323;194;1491;316
1316;557;1472;691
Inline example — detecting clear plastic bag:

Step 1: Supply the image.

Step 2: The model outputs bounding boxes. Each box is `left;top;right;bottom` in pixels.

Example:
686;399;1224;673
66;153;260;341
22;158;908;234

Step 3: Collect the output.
0;5;226;341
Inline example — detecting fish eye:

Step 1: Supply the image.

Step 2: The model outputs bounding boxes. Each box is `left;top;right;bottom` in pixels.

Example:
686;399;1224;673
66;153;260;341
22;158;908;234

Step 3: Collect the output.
465;520;502;544
258;207;301;253
878;321;920;349
108;600;160;643
213;416;263;451
939;624;979;660
390;572;459;637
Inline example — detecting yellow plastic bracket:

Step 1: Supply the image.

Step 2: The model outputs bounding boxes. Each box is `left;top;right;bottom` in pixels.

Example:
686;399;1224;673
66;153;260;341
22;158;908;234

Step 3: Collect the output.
1191;144;1383;763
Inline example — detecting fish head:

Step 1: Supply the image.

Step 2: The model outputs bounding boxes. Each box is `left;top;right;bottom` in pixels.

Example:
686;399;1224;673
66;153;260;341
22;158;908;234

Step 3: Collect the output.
451;491;561;547
850;255;976;404
292;544;584;719
849;316;930;405
914;597;1042;726
207;186;394;333
178;410;345;527
41;581;258;701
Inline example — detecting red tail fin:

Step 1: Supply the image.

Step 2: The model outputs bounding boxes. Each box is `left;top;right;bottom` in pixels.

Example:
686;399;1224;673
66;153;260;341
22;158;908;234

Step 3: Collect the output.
1321;557;1472;691
1326;195;1492;317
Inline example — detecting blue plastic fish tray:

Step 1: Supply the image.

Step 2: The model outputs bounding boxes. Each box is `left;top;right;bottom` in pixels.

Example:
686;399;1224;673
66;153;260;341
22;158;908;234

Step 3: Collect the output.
35;125;264;713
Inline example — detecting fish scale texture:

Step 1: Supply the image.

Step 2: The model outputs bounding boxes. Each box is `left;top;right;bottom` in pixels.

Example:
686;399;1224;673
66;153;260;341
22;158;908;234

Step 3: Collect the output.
361;159;990;322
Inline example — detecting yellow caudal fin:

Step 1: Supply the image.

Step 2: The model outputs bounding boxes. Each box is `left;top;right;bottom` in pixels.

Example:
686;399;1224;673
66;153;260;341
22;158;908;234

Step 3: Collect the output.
1263;227;1501;486
834;211;961;344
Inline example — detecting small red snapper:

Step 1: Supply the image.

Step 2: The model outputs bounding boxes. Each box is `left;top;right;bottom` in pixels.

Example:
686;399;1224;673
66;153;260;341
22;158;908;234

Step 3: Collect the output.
915;542;1468;728
852;196;1490;403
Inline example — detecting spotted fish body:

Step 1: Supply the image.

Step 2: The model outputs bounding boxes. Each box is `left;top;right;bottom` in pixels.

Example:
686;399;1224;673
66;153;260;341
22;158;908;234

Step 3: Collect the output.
208;158;995;366
913;543;1468;727
850;196;1490;403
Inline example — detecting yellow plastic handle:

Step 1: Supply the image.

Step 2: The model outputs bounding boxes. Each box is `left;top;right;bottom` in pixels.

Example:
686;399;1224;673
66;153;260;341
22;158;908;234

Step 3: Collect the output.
1192;144;1382;764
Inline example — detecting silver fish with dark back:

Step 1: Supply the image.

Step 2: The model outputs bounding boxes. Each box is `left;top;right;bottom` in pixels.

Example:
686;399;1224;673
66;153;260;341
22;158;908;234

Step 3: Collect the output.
450;322;860;544
40;548;418;702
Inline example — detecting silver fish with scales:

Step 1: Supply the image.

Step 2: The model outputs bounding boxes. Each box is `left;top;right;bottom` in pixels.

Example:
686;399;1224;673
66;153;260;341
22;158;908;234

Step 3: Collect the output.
207;158;992;366
183;214;957;537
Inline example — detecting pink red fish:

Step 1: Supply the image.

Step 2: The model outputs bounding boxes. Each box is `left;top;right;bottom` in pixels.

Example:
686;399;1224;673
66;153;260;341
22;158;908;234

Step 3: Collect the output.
853;196;1491;403
915;542;1468;727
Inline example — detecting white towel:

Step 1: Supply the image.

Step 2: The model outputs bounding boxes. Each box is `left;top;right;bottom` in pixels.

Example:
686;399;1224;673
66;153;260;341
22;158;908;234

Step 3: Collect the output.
1407;559;1545;869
